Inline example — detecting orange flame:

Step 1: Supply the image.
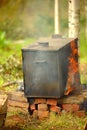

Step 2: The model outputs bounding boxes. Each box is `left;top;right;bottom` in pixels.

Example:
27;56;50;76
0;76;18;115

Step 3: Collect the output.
64;40;79;95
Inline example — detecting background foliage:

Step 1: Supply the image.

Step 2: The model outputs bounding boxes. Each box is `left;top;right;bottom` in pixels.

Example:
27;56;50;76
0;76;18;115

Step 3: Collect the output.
0;0;85;39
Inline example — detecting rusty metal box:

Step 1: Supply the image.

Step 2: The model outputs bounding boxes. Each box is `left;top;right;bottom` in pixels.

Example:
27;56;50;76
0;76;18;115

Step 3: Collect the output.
22;37;80;98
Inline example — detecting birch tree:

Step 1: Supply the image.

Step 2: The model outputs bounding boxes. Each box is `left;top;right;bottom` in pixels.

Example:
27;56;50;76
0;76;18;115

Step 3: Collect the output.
54;0;60;34
85;0;87;39
68;0;80;38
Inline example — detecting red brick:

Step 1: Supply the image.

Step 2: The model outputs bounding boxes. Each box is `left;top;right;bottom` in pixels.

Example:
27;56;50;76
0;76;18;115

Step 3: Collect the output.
50;105;61;114
38;104;48;111
37;110;49;119
72;104;79;111
74;110;86;117
47;99;58;105
62;104;72;112
30;104;36;110
35;98;46;104
62;104;80;112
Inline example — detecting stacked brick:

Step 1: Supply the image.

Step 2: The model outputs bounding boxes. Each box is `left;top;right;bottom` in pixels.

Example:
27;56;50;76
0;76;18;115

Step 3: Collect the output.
7;90;87;120
28;90;87;119
58;91;87;117
29;98;61;119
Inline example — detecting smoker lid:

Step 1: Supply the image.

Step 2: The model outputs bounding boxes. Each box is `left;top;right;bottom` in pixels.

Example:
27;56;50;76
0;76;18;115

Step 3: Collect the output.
22;37;77;51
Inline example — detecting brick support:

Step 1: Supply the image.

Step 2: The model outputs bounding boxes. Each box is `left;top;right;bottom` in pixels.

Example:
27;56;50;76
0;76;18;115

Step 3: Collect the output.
62;104;80;112
50;105;61;114
38;104;48;111
47;99;58;105
35;98;46;104
28;90;87;119
30;104;36;110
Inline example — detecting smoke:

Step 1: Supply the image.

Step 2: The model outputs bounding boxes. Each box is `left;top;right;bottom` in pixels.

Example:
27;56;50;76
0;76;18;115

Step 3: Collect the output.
0;0;69;39
21;0;54;38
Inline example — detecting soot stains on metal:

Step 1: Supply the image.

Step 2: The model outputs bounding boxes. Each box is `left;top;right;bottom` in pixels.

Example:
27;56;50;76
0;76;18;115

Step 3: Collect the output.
22;37;80;98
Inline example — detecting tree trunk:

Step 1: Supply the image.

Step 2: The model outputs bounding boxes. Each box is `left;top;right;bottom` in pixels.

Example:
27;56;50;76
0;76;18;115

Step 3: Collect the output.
54;0;60;34
68;0;80;38
85;0;87;39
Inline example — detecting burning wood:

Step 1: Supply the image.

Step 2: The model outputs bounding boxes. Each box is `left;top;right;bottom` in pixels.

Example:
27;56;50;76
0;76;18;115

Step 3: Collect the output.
65;40;79;95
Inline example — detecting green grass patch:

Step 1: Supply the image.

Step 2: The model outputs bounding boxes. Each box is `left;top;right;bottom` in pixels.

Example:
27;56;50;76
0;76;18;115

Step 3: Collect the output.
22;112;87;130
37;112;86;130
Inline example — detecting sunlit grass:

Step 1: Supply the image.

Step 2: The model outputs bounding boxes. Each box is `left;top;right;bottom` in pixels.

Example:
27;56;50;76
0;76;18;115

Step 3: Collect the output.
21;112;87;130
37;112;86;130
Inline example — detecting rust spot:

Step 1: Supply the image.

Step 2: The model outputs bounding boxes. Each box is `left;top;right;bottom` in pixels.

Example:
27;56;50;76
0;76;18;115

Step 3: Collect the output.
65;41;79;95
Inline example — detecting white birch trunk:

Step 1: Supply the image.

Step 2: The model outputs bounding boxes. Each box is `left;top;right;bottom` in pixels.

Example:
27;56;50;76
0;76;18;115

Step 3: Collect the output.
68;0;80;38
85;0;87;39
54;0;60;34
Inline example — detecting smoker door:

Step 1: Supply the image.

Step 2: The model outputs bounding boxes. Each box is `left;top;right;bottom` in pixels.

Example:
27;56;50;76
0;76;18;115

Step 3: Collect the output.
22;50;63;98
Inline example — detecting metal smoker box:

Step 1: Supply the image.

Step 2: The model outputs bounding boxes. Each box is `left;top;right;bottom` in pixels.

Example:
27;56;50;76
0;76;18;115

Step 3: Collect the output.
22;37;80;98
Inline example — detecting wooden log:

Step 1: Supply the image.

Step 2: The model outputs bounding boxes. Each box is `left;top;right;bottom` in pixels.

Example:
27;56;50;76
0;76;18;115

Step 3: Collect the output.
7;92;28;109
0;94;8;128
8;91;27;103
8;100;28;109
7;91;29;114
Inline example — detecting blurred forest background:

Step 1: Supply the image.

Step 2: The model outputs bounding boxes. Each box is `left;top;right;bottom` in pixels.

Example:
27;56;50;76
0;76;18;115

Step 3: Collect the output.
0;0;87;85
0;0;86;39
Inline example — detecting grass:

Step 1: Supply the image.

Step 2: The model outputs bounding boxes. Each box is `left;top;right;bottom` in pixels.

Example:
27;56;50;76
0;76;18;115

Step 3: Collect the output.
6;111;87;130
38;112;87;130
20;112;87;130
